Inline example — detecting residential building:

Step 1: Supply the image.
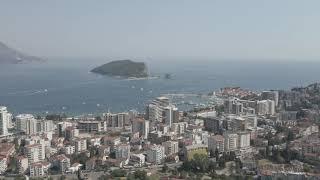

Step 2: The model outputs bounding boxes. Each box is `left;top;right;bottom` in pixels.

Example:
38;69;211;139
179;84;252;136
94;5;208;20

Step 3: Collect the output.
50;154;70;173
132;118;150;139
115;144;130;159
261;90;279;106
16;114;37;135
171;122;188;135
231;117;248;131
146;96;170;122
0;143;15;159
65;127;79;140
36;120;55;133
104;112;129;128
224;98;243;115
147;144;165;164
25;143;45;164
0;156;7;174
237;132;251;149
0;106;9;136
208;135;225;153
257;100;275;115
16;156;28;174
78;120;107;132
162;141;179;155
223;132;238;152
130;153;145;167
57;122;73;137
29;161;51;177
74;138;87;153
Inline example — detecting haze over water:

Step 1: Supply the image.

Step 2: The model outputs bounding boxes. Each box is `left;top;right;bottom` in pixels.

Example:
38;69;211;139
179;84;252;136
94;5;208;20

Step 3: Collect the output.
0;59;319;115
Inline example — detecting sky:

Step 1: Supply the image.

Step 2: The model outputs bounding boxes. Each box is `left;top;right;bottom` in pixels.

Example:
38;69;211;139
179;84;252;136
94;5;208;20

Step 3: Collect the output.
1;0;320;61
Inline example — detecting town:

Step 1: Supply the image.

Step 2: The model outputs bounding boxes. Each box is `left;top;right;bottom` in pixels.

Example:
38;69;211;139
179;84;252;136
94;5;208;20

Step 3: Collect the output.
0;83;320;180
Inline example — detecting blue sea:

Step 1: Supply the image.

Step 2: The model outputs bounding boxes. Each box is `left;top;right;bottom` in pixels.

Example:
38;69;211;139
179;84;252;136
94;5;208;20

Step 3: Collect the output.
0;59;319;115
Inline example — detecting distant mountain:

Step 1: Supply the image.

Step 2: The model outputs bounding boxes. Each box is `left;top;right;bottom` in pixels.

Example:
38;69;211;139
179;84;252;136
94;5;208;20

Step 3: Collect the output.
0;41;44;64
91;60;148;78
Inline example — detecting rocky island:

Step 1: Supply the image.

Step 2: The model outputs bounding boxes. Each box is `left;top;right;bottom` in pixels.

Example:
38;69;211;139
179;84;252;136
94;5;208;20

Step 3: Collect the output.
91;60;148;78
0;41;44;64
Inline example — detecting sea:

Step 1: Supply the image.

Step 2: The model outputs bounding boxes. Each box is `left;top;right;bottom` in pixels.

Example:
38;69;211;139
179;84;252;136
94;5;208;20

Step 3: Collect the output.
0;58;319;116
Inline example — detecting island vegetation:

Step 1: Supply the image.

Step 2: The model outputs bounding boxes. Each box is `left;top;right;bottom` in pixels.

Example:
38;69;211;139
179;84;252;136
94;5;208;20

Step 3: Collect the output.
91;60;148;78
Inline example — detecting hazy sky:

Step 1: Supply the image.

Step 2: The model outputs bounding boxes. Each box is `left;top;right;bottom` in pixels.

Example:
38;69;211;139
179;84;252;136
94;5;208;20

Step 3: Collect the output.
1;1;320;60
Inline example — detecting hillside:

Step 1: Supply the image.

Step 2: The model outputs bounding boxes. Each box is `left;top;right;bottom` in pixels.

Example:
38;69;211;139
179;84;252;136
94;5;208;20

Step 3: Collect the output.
0;41;44;64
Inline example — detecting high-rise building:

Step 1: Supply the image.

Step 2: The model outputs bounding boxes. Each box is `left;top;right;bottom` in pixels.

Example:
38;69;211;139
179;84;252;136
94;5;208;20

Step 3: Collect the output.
261;90;279;106
16;114;38;135
0;107;10;136
57;122;73;137
257;100;275;115
162;141;179;155
224;98;243;115
223;132;238;152
208;135;225;153
147;144;165;164
115;144;130;159
74;138;87;153
245;115;257;129
16;156;28;174
77;120;107;132
204;117;223;133
29;161;50;177
132;118;149;139
25;144;45;165
146;96;170;122
171;122;188;135
231;117;248;131
237;132;250;149
37;120;55;133
104;112;129;128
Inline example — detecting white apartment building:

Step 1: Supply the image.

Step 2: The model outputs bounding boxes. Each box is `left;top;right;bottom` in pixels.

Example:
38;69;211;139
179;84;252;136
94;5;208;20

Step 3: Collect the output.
0;156;7;174
115;144;130;159
162;141;179;155
130;153;145;167
171;122;188;135
16;114;38;135
257;100;275;115
64;145;76;155
238;132;251;148
37;120;55;132
104;112;129;128
25;144;45;165
29;161;50;177
0;106;10;136
74;138;87;153
245;115;258;129
261;90;279;106
223;132;238;152
17;156;28;174
147;96;170;122
147;144;165;164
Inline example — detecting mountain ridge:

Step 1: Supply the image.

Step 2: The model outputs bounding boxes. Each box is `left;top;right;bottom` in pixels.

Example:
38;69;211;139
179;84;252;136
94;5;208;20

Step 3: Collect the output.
0;41;44;64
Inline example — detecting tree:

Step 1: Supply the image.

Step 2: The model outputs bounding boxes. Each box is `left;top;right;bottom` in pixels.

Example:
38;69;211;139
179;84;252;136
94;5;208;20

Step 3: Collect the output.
162;163;169;173
98;175;109;180
111;169;126;177
287;130;294;142
133;170;147;180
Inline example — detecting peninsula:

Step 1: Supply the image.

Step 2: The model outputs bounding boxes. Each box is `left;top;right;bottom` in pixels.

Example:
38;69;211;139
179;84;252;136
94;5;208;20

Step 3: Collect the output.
0;41;44;64
91;60;148;78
